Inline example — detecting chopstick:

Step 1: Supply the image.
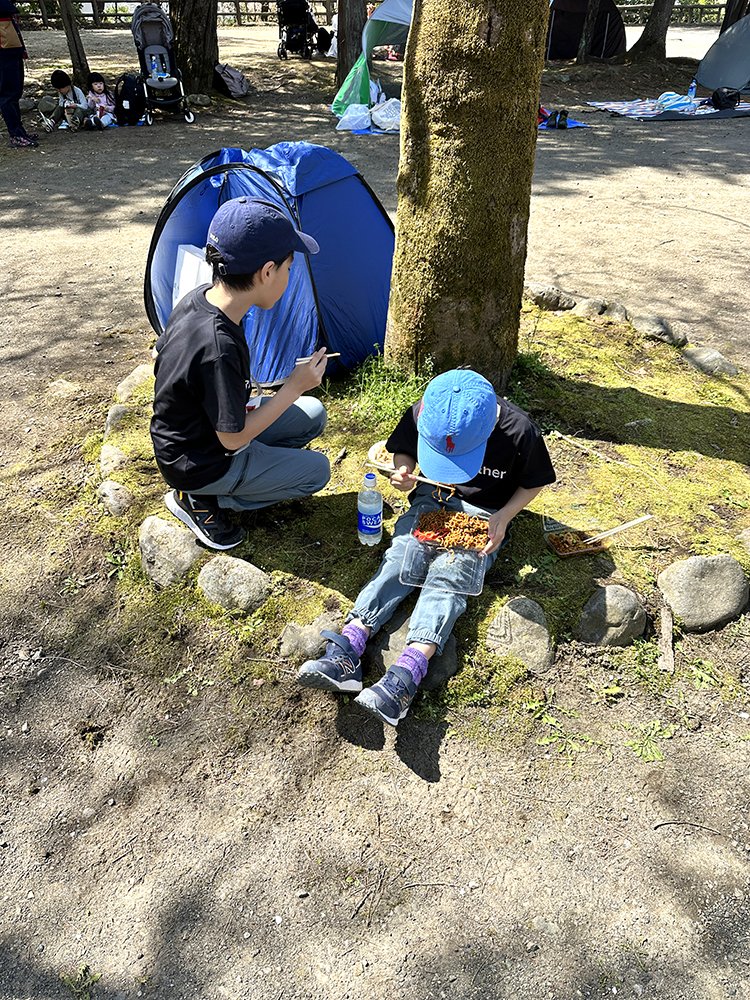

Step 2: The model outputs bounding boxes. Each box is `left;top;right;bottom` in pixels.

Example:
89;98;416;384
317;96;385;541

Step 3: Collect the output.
365;460;451;490
584;514;653;545
294;352;341;364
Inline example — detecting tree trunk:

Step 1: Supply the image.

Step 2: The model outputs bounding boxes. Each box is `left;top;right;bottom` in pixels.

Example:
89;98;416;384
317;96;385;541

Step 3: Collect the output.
58;0;90;86
385;0;549;386
576;0;602;63
627;0;676;61
172;0;220;93
335;0;367;88
721;0;750;33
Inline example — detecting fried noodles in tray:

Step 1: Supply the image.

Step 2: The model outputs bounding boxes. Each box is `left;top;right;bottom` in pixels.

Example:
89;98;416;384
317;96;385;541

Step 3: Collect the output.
413;510;488;551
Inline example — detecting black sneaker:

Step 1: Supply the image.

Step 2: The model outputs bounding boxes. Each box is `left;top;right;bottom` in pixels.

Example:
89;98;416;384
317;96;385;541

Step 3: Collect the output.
297;631;363;693
354;664;418;726
164;490;244;550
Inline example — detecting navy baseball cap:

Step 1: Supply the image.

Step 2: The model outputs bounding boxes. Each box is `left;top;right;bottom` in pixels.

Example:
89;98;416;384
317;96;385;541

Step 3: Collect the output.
417;370;498;484
206;197;319;275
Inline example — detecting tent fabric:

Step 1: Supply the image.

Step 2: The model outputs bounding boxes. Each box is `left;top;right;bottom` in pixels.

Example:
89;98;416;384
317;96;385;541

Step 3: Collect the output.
131;3;173;49
144;142;394;386
696;16;750;92
332;0;411;116
547;0;626;60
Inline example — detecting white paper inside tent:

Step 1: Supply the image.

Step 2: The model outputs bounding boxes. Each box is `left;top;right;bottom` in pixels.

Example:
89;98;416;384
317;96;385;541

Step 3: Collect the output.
173;245;212;309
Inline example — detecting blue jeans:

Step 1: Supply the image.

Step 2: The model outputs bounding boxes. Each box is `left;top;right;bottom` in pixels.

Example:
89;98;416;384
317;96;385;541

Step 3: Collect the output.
194;396;330;511
347;484;505;655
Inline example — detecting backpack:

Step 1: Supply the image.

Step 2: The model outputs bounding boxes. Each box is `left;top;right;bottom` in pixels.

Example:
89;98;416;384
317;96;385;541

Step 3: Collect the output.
114;73;147;125
213;62;251;98
710;87;741;111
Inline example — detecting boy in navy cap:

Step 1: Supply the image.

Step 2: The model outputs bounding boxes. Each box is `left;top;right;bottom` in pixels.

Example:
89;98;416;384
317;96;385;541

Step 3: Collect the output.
151;197;331;550
297;369;556;726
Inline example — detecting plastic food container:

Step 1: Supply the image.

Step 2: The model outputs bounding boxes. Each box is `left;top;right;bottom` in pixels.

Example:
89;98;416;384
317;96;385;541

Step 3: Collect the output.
544;529;610;558
367;439;395;475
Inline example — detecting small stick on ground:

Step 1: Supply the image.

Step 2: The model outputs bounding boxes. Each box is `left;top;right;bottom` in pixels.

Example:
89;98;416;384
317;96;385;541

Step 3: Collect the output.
657;602;675;675
653;820;727;838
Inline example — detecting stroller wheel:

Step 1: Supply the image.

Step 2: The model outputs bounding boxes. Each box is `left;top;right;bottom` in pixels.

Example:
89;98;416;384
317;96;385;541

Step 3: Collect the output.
145;111;153;126
184;109;195;124
277;42;287;59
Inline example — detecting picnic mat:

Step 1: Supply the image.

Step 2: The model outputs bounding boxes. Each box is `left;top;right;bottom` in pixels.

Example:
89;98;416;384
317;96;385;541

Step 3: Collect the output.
588;99;750;122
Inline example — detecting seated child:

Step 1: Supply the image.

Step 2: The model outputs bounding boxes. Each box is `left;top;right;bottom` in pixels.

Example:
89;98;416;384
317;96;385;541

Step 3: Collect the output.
151;196;331;551
297;369;556;726
85;72;116;129
43;69;91;131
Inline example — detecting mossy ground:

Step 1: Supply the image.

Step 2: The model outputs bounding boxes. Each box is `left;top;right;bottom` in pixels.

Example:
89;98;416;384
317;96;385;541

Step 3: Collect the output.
34;305;750;757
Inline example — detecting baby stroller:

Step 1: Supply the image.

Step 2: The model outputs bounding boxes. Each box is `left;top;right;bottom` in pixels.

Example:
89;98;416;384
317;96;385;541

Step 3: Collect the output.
131;3;194;125
276;0;319;60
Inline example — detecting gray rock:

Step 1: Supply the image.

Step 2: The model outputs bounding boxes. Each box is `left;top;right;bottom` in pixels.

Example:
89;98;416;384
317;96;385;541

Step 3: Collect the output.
363;605;458;691
572;297;606;318
19;97;37;112
104;404;129;438
577;584;647;646
279;612;343;664
737;528;750;555
657;554;749;632
524;283;576;311
138;516;205;587
188;93;211;107
603;301;629;322
486;597;554;676
115;363;154;403
630;314;687;347
682;347;738;377
139;516;203;588
97;480;133;517
38;96;57;115
100;443;128;477
197;555;271;612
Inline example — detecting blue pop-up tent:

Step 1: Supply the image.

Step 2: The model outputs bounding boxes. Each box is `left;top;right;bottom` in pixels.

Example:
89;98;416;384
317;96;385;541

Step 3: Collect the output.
144;142;394;385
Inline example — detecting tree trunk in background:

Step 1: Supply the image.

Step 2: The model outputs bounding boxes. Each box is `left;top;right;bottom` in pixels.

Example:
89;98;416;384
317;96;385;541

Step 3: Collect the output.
335;0;367;88
58;0;90;86
576;0;602;62
721;0;750;33
385;0;548;387
172;0;220;93
627;0;676;61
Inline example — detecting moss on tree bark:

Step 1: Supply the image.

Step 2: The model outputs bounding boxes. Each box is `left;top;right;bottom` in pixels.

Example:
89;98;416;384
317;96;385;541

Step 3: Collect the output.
385;0;548;388
172;0;219;94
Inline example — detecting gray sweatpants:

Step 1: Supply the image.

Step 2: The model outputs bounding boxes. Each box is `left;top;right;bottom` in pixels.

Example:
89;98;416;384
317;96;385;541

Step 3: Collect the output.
192;395;330;511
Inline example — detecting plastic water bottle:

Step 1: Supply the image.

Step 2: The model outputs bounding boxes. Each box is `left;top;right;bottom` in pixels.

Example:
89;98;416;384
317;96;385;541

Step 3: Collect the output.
357;472;382;546
150;54;158;77
687;79;697;101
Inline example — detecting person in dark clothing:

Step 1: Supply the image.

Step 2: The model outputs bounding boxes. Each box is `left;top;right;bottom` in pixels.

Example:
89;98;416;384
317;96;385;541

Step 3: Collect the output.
0;0;37;148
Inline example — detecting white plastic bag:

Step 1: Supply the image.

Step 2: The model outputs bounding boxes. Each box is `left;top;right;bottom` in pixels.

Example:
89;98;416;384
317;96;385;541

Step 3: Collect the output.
371;97;401;132
369;77;384;105
336;103;372;131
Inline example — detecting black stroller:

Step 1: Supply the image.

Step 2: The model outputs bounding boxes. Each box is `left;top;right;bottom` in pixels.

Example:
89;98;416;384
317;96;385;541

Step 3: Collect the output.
131;3;194;125
276;0;321;60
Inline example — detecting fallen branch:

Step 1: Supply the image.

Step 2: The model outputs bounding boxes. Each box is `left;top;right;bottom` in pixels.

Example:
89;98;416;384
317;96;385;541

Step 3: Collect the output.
653;820;727;838
657;603;675;675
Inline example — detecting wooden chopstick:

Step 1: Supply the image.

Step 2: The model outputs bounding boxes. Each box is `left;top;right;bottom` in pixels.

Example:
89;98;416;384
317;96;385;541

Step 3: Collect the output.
294;352;341;364
365;460;452;490
584;514;653;545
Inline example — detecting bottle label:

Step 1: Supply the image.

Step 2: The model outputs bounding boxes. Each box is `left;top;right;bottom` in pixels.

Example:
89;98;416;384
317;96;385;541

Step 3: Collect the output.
358;510;382;535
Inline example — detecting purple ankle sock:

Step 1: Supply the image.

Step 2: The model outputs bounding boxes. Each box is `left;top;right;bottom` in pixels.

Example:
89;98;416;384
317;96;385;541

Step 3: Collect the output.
395;647;429;686
341;623;368;658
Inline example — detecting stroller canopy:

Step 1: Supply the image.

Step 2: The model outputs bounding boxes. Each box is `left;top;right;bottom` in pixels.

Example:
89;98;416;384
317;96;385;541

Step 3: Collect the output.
131;2;174;49
696;15;750;92
145;142;395;385
546;0;626;61
332;0;411;115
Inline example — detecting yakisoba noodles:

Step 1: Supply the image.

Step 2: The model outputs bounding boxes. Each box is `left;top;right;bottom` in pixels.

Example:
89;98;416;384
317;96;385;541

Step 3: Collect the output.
414;511;488;550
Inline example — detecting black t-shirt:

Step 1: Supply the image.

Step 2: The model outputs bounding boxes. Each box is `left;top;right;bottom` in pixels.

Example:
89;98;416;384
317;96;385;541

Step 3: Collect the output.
150;285;252;491
386;397;556;511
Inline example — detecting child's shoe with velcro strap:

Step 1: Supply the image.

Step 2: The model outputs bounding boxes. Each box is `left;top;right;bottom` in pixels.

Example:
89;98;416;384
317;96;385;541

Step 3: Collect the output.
164;490;244;550
297;631;363;693
354;664;417;726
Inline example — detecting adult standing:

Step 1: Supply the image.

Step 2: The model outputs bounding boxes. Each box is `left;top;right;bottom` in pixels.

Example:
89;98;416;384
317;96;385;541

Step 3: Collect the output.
0;0;37;148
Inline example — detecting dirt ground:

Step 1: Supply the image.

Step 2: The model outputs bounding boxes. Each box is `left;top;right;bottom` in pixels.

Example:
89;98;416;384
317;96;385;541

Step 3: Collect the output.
1;26;749;1000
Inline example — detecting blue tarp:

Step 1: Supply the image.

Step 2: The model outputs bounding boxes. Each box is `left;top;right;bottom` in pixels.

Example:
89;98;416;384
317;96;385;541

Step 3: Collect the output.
145;142;394;385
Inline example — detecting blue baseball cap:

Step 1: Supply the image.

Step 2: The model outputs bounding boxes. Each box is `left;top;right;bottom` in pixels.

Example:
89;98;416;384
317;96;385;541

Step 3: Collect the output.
417;370;498;484
207;196;319;275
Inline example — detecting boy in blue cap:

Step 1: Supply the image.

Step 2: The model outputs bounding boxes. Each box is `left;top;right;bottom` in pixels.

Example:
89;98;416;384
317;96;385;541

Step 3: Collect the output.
151;197;331;550
297;369;556;726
